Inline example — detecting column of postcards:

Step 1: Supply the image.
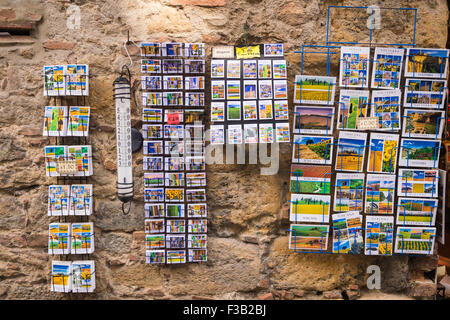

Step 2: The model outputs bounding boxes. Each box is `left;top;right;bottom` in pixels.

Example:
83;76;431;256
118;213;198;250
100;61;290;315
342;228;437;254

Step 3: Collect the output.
141;42;208;265
43;64;95;293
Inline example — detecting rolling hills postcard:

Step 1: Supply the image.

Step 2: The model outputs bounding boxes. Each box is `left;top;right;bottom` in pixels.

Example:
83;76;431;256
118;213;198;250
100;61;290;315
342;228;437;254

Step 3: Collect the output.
294;75;336;105
399;139;441;168
290;164;332;194
290;193;331;223
293;106;335;135
289;224;329;251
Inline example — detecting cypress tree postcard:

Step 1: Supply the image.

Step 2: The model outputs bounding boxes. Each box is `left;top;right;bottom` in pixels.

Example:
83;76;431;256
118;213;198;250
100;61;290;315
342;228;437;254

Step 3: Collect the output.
289;224;329;251
365;174;396;215
402;109;445;139
367;133;399;174
365;216;394;256
334;173;365;212
399;139;441;168
68;106;90;136
404;78;447;109
294;75;336;105
397;198;438;226
336;131;367;172
71;222;94;254
395;227;436;254
293;106;335;135
337;90;370;130
292;135;333;164
405;48;449;78
290;194;331;223
43;106;68;136
290;164;332;194
397;169;439;198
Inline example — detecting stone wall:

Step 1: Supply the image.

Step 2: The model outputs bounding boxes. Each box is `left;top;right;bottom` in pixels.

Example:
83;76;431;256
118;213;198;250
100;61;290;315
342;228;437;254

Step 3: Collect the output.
0;0;447;299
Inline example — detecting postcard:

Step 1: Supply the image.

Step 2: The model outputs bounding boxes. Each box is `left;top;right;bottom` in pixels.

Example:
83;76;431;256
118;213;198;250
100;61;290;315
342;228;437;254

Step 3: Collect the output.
332;211;364;254
144;141;163;155
264;43;284;56
184;109;204;124
48;185;70;216
185;92;205;107
145;203;165;218
294;75;336;105
371;47;404;89
189;249;208;262
244;124;258;144
243;100;258;120
273;80;288;99
146;234;165;249
141;59;161;73
184;76;204;90
49;223;70;254
145;219;165;233
71;222;94;254
167;220;185;233
258;80;273;99
51;261;72;292
211;80;225;100
186;172;206;187
143;92;163;106
188;219;207;233
141;43;161;57
67;145;93;176
210;125;225;144
290;164;332;194
68;106;90;137
243;80;257;99
436;169;447;243
397;169;439;198
188;234;207;248
273;60;287;79
143;156;163;171
339;46;370;88
70;184;93;216
259;123;274;143
228;124;243;144
258;60;272;78
166;203;185;218
142;76;162;90
211;60;225;78
185;59;205;74
243;60;257;79
163;42;183;56
167;250;186;264
404;78;447;109
43;106;67;136
397;198;438;226
185;156;205;171
365;174;396;215
395;227;436;254
45;146;66;177
210;102;224;122
163;75;183;90
227;80;241;100
72;260;95;293
399;139;441;168
164;172;184;187
289;224;329;251
405;48;449;78
367;133;399;174
188;203;207;218
165;141;183;158
337;90;370;130
292;135;333;165
334;173;365;212
293;106;334;135
166;235;185;249
185;43;205;57
371;89;401;131
143;108;163;122
274;100;289;121
276;122;290;143
185;124;204;141
186;189;206;202
290;193;331;223
146;250;165;264
227;60;241;78
402;109;445;139
365;216;394;256
145;173;164;187
258;100;273;119
66;64;89;96
143;124;162;140
336;131;367;172
145;188;164;202
163;91;183;106
165;188;184;202
44;65;65;96
162;59;183;74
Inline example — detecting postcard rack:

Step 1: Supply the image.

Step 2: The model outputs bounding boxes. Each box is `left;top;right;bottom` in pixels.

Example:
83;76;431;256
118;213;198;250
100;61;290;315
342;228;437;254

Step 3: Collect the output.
141;42;208;264
288;5;448;257
43;65;96;293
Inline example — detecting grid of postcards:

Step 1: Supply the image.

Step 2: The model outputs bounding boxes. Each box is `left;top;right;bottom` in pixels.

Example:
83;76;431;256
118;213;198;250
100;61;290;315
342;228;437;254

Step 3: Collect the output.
141;43;207;264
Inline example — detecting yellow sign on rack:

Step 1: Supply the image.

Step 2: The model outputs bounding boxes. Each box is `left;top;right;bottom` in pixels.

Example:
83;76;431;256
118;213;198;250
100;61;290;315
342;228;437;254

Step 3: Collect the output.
236;45;260;59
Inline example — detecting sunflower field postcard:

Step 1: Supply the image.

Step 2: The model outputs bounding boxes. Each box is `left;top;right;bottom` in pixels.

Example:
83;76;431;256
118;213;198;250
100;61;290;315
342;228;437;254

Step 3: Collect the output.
367;133;399;174
292;135;333;165
395;227;436;254
290;193;331;223
294;75;336;105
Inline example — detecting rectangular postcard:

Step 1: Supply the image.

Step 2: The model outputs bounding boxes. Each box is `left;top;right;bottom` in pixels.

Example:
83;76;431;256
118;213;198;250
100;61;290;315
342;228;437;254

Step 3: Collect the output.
71;222;94;254
166;203;185;218
186;189;206;202
211;80;225;100
210;125;225;145
211;60;225;78
339;46;370;88
143;92;163;106
167;250;186;264
243;80;258;99
144;141;163;155
162;59;183;73
188;235;207;248
397;169;439;198
143;108;162;122
45;146;66;177
367;133;399;174
185;59;205;74
186;172;206;187
49;223;70;255
436;169;447;244
334;173;365;212
185;76;205;90
69;184;93;216
163;91;183;106
72;260;95;293
144;172;165;187
145;219;165;234
227;81;241;100
259;123;274;143
146;234;165;249
144;188;165;202
163;42;183;56
332;211;364;254
185;156;205;171
141;59;161;73
185;43;206;57
143;156;163;171
290;193;331;223
290;164;332;194
165;109;184;124
397;198;438;226
289;224;329;251
258;60;272;78
404;78;447;109
243;60;257;79
273;60;287;79
43;106;67;136
292;135;333;165
143;124;162;139
244;123;258;144
274;100;289;120
264;43;284;57
48;185;70;216
337;90;370;130
294;75;336;105
336;131;367;172
189;249;208;262
188;219;207;233
293;106;334;135
371;90;401;131
402;109;445;139
146;250;165;264
273;80;288;99
145;203;165;218
365;216;394;256
228;124;243;144
211;102;225;122
365;174;396;215
184;109;204;124
164;124;184;139
167;220;185;233
395;227;436;254
371;47;404;89
187;203;207;218
227;60;241;78
163;75;183;90
66;64;89;96
399;139;441;168
142;76;162;90
68;106;90;136
258;80;273;99
51;261;72;292
185;92;205;107
44;65;65;96
67;145;93;176
165;172;184;187
405;48;449;78
276;122;290;143
166;235;185;249
140;43;161;57
258;100;272;119
165;188;184;202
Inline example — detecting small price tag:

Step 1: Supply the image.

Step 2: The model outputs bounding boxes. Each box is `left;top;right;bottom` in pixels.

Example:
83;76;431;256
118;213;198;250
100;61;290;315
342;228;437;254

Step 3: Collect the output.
56;160;78;174
167;113;180;125
356;117;380;130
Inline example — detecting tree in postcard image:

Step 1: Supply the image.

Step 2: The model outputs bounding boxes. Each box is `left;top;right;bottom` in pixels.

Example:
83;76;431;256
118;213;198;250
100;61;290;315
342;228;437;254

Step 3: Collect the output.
402;140;439;161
